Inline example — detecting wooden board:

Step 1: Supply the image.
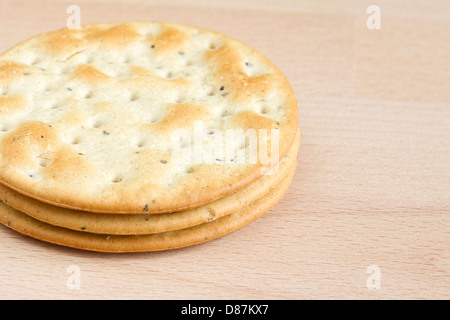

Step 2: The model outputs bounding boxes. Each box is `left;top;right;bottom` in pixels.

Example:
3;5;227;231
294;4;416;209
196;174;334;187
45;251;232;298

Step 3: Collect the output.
0;0;448;299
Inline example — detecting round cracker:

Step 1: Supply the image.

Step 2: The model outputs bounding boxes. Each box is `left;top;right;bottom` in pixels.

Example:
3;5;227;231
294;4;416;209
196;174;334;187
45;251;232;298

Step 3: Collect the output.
0;162;296;253
0;21;299;214
0;131;299;235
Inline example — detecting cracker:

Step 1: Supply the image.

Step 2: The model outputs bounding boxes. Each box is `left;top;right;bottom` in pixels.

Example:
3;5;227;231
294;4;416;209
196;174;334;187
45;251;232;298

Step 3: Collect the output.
0;163;296;253
0;131;299;235
0;21;299;214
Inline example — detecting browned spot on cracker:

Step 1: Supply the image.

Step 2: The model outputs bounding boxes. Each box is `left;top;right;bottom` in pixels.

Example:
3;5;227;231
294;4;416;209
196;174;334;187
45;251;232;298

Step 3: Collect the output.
204;43;274;104
150;26;190;54
93;101;113;112
39;29;88;59
40;145;94;183
146;102;210;132
89;23;141;48
227;110;280;131
58;107;90;126
0;95;28;115
226;111;283;161
71;64;112;83
127;66;192;88
0;121;59;168
0;61;30;86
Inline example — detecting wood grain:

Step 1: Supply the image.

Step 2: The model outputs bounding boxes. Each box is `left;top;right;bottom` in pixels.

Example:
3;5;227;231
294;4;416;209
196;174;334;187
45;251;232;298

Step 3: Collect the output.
0;0;449;299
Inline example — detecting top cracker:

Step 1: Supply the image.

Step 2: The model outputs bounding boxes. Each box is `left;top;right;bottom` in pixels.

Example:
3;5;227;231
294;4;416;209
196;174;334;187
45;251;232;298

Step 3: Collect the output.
0;21;298;214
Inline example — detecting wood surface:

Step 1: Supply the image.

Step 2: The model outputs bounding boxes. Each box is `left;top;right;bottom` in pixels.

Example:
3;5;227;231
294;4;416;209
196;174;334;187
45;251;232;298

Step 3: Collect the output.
0;0;449;299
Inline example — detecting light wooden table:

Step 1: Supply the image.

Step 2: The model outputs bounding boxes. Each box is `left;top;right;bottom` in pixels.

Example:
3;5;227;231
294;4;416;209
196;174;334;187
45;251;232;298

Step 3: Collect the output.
0;0;448;300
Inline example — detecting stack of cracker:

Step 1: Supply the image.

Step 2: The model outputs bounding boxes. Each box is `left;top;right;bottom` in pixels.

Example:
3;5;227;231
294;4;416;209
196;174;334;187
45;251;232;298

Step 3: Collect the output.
0;22;299;253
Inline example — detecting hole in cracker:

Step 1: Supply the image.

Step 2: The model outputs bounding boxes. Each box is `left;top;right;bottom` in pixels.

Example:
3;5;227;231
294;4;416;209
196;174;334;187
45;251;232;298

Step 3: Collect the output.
61;66;72;75
244;62;269;78
149;116;159;123
92;119;103;128
123;55;132;64
181;138;190;148
221;109;232;117
144;30;154;38
0;88;6;96
136;139;146;148
190;30;200;37
186;166;195;174
84;91;94;99
71;136;81;145
260;106;270;115
31;57;41;65
38;158;51;168
111;175;123;183
0;124;10;132
175;94;185;104
208;38;224;51
206;210;215;221
129;92;139;101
